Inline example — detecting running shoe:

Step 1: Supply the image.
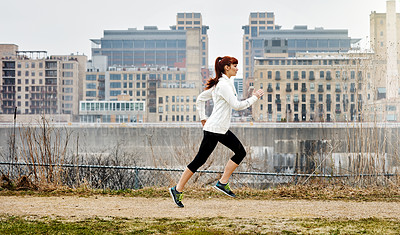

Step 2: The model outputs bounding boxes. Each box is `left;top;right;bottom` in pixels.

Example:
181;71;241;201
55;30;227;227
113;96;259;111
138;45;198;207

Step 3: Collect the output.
213;181;236;198
169;186;184;208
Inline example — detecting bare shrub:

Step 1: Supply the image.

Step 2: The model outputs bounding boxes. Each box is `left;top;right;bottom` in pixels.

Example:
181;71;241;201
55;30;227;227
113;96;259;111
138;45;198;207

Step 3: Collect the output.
16;117;72;190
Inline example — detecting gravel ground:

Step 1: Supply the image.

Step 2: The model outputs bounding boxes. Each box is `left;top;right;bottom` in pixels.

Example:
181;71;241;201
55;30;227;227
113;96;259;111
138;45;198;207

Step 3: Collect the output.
1;196;400;220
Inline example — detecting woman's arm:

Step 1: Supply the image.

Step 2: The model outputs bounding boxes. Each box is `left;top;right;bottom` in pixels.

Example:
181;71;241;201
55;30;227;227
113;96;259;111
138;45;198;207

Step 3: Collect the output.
196;88;213;121
219;82;259;111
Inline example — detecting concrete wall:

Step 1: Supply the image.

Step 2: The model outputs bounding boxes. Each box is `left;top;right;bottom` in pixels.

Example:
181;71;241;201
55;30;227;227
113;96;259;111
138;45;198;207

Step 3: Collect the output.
0;124;399;173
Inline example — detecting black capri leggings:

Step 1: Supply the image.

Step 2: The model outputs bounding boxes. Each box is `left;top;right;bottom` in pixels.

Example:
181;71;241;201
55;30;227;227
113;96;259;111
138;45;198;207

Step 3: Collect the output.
187;130;246;173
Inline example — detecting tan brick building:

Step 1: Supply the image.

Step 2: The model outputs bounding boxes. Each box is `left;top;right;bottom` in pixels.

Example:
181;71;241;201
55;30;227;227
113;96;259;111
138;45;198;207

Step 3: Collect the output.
365;0;400;122
252;53;371;122
0;48;86;122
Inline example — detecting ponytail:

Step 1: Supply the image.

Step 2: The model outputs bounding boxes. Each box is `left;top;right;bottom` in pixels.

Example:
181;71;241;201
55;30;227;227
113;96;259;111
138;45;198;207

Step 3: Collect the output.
205;56;238;90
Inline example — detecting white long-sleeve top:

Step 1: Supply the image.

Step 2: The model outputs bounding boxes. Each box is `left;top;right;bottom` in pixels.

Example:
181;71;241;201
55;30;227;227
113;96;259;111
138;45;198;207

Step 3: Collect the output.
196;74;258;134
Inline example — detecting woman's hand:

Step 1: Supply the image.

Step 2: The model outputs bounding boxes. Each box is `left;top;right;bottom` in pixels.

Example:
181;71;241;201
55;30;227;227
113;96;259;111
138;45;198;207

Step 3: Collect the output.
201;120;206;126
253;89;264;98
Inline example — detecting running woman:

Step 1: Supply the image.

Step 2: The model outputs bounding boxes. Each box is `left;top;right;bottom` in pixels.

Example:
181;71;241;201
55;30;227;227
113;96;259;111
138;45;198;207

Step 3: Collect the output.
169;56;264;207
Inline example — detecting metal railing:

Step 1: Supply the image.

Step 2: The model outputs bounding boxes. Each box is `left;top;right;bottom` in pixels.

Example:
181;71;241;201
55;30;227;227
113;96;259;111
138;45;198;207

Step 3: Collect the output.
1;162;397;190
2;122;400;129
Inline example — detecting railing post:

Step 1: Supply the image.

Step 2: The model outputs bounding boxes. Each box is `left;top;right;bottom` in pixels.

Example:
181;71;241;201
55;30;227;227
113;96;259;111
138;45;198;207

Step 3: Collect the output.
134;167;139;189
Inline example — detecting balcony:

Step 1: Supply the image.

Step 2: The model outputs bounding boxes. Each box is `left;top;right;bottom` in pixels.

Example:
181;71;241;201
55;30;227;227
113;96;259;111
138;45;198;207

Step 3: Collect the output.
326;76;332;81
2;72;15;77
2;89;16;94
335;109;341;114
293;76;299;81
268;109;273;114
301;88;307;92
98;86;105;90
318;88;324;92
44;97;57;101
1;96;15;101
267;87;273;92
275;76;281;81
45;82;57;85
30;96;43;101
43;90;57;94
1;104;15;109
326;99;332;103
98;77;105;82
310;99;316;104
30;89;43;94
2;62;15;69
286;88;292;92
335;88;341;92
293;99;299;104
275;99;281;104
350;88;356;93
309;76;315;81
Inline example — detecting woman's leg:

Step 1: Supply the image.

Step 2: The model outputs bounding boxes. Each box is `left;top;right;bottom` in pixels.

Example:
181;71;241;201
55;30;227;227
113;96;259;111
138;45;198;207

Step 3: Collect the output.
219;160;239;184
176;131;219;191
218;130;246;183
176;168;193;192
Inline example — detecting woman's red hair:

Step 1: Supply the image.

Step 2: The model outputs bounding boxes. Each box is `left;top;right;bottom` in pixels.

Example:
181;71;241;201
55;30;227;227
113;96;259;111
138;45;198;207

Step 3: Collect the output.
205;56;238;90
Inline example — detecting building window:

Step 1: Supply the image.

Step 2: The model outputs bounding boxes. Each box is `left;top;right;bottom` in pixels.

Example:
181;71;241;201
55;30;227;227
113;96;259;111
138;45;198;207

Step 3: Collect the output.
301;71;306;79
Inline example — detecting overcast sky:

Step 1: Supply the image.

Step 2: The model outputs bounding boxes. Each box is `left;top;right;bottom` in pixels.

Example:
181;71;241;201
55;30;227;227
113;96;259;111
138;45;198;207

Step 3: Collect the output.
0;0;389;76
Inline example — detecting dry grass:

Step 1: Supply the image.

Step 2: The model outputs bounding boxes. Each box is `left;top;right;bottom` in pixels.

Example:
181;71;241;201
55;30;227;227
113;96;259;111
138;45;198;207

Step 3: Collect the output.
1;182;400;202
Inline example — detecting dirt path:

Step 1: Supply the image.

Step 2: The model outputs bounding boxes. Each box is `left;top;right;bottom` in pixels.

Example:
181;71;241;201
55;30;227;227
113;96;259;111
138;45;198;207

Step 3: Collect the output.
1;196;399;220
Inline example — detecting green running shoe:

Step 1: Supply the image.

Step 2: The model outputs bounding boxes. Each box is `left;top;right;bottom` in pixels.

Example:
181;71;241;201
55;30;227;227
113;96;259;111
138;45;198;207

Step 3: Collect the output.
214;181;236;198
169;186;184;208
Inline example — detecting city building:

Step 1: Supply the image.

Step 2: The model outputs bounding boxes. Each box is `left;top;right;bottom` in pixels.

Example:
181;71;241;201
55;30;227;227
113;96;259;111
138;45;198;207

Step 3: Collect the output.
82;65;199;122
365;0;400;121
171;12;209;70
0;45;86;122
233;77;244;100
79;96;145;123
242;12;278;81
242;12;360;99
90;13;208;70
242;12;278;97
252;53;371;122
84;22;204;123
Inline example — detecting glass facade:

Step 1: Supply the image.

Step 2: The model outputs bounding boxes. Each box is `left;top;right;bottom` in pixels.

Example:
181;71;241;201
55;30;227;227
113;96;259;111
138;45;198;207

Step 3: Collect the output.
92;29;188;67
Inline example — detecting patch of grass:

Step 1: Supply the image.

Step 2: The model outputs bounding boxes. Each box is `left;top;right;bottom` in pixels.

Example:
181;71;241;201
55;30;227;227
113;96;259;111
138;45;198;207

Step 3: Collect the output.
1;184;400;202
0;216;399;234
298;217;400;234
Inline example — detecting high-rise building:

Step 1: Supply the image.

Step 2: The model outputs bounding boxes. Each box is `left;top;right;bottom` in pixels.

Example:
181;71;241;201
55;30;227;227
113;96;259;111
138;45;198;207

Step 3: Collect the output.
369;0;399;100
91;27;187;68
171;12;209;70
242;12;360;99
242;12;278;87
365;0;400;121
85;21;204;123
0;47;86;122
